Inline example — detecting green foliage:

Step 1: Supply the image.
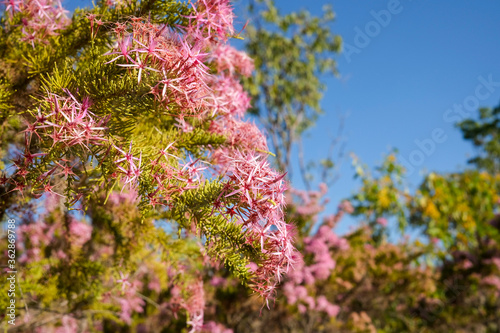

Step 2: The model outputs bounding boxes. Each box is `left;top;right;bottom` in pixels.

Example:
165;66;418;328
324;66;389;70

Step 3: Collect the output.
166;180;259;281
458;103;500;173
409;171;500;250
349;152;408;235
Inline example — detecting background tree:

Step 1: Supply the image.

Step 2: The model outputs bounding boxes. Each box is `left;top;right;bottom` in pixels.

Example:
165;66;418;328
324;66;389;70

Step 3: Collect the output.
458;102;500;173
242;0;342;187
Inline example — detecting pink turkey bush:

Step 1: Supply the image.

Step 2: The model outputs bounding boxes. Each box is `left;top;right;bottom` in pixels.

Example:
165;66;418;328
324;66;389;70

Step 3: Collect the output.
2;0;70;47
209;119;267;169
184;280;206;333
100;6;297;305
289;183;329;219
208;75;251;117
4;89;109;200
283;187;347;317
17;201;93;264
105;20;212;118
38;90;109;149
215;151;298;301
202;321;234;333
185;0;235;43
212;44;254;77
0;0;301;331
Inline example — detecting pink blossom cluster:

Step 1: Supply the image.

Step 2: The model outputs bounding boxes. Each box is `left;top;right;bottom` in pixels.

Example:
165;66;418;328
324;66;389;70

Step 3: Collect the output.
184;0;235;43
284;223;347;284
282;282;340;317
104;17;254;134
184;280;206;333
283;226;342;317
17;208;93;264
202;321;233;333
142;147;210;207
108;264;178;326
283;187;350;318
161;273;232;333
17;221;54;263
482;275;500;290
207;74;251;118
111;278;146;324
113;142;143;191
105;20;212;119
376;217;388;227
289;183;330;221
56;315;78;333
106;188;139;209
212;44;254;77
68;218;93;247
338;199;354;214
214;151;297;303
35;90;109;150
4;89;108;199
1;0;70;47
209;118;267;167
205;48;264;168
303;226;348;280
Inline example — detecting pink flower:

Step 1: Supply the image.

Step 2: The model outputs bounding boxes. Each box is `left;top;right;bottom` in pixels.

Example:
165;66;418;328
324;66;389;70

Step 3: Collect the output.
117;294;145;324
483;275;500;290
185;0;235;42
113;142;142;190
210;276;226;287
54;315;78;333
339;200;354;214
460;259;473;270
304;296;316;310
68;219;92;247
324;303;340;317
13;0;70;47
183;280;205;333
212;44;254;77
106;21;212;118
104;35;133;64
36;91;108;149
316;295;340;317
116;271;132;292
376;217;388;227
202;321;233;333
297;304;307;314
208;75;252;118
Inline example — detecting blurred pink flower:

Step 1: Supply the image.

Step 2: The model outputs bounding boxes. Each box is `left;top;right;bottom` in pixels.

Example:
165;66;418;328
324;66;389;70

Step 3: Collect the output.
376;217;388;227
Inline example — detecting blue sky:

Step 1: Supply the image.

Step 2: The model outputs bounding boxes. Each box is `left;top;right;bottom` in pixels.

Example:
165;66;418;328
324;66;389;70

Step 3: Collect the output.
257;1;500;234
64;0;500;234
